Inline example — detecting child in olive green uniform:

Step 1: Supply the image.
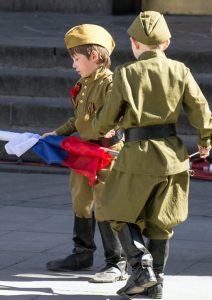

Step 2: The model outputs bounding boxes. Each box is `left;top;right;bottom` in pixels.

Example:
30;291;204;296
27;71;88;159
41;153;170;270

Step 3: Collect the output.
92;11;212;298
43;24;127;283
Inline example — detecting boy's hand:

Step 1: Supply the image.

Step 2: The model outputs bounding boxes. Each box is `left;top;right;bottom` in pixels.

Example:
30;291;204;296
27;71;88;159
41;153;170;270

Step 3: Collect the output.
104;130;115;138
198;145;211;158
42;131;57;138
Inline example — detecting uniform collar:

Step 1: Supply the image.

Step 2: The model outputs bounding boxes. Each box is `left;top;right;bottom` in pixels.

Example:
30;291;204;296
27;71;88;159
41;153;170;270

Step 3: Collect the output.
138;49;166;61
81;66;111;84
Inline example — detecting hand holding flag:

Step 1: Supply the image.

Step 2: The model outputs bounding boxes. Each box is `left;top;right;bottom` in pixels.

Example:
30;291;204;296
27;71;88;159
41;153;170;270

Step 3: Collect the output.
0;131;115;185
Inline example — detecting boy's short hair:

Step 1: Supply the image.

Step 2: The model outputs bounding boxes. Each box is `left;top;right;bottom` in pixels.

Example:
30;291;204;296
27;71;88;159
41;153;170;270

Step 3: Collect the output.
69;44;111;68
128;11;171;45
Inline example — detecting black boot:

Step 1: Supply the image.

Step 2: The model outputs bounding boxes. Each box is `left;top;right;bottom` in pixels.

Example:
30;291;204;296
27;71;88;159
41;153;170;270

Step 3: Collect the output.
147;239;169;299
116;223;157;298
90;221;128;283
46;214;96;271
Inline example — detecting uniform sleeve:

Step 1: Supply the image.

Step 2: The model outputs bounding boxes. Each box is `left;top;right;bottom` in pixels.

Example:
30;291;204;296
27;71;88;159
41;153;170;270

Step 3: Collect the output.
55;117;76;136
93;68;126;135
182;69;212;147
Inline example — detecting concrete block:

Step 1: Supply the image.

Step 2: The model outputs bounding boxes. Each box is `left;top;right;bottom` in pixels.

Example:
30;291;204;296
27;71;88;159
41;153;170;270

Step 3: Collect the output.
0;46;70;68
142;0;212;15
11;102;72;128
0;0;113;14
0;103;11;127
0;67;77;97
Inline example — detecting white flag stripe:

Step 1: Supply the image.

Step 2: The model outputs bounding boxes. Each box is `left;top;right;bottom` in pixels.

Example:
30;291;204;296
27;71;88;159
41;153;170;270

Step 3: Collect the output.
0;130;41;157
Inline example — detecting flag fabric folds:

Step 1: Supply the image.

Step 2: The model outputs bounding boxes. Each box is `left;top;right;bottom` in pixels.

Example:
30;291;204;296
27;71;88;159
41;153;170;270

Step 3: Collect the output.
0;131;113;185
0;131;40;157
32;136;113;185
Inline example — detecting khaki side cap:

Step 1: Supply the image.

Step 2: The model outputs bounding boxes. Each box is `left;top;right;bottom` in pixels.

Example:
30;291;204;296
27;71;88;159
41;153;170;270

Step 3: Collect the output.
64;24;115;55
127;11;171;45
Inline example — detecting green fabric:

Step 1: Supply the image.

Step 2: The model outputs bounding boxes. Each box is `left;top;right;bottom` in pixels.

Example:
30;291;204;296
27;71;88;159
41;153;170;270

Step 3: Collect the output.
56;66;123;220
56;67;113;140
70;158;121;221
127;11;171;45
93;50;212;176
103;170;190;239
92;49;212;239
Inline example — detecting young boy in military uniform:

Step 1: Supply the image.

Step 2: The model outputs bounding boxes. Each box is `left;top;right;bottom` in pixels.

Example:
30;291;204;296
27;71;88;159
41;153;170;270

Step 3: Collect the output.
92;11;212;298
43;24;127;283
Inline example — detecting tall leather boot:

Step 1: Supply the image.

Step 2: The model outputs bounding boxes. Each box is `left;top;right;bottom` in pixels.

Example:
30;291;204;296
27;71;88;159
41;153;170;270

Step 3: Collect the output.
90;221;128;283
117;223;157;298
46;214;96;271
147;239;169;299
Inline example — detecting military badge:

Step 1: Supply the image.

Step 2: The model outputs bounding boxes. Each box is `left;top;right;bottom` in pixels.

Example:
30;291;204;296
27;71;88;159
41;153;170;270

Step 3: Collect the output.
84;103;95;121
88;102;95;114
69;82;81;108
84;113;90;121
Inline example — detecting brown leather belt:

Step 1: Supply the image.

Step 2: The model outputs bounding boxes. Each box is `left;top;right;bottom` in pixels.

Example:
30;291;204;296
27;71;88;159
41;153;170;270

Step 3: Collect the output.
125;124;176;142
90;129;123;148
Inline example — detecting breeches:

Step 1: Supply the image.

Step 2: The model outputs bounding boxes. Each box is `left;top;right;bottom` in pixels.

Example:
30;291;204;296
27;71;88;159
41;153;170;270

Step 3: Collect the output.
103;170;190;239
70;160;115;221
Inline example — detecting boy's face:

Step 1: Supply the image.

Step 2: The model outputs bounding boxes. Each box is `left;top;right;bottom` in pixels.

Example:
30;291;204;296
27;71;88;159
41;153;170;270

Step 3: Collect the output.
71;52;99;78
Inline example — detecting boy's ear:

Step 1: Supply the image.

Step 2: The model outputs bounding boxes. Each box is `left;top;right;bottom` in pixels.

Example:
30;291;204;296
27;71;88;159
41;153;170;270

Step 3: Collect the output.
130;37;140;50
162;39;170;51
90;50;99;62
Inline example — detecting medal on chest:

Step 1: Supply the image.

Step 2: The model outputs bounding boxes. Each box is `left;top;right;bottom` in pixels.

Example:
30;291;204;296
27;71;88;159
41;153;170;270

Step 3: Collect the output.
84;102;95;121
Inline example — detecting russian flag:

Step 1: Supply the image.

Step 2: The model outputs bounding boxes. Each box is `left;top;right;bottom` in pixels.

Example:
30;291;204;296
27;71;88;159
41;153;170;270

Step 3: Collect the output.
0;131;113;185
32;136;113;185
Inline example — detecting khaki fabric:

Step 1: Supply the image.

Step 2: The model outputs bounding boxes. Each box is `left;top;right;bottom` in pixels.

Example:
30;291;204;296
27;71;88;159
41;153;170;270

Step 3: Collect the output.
70;158;119;220
64;24;115;55
128;11;171;45
56;67;113;140
92;50;212;239
94;50;212;176
56;67;123;219
70;171;94;218
107;170;189;239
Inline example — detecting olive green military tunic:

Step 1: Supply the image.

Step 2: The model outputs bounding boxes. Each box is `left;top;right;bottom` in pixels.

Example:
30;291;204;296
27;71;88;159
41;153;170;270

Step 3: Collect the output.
92;50;212;239
56;67;123;220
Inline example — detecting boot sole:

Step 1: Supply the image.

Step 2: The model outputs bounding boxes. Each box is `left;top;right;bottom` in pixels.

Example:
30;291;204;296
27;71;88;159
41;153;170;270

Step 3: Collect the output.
117;279;157;298
148;288;163;299
90;273;129;283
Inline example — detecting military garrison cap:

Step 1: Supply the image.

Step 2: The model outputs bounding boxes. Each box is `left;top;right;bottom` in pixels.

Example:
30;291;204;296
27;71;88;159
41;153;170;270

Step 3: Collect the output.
128;11;171;45
64;24;115;55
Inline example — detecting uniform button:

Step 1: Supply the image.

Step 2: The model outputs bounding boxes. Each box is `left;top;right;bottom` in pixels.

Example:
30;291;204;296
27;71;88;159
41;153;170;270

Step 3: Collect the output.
84;86;87;89
82;92;85;96
80;100;83;103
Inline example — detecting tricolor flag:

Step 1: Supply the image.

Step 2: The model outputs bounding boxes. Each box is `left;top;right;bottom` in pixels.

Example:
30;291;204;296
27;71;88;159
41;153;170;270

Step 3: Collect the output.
0;131;115;185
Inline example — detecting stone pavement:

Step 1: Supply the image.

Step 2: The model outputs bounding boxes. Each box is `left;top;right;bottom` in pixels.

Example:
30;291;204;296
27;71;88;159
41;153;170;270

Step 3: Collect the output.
0;167;211;299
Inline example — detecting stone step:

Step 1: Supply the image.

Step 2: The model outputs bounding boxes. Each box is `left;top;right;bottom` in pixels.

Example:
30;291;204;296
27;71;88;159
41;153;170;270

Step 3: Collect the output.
0;45;211;73
0;0;113;14
0;66;77;97
0;45;135;70
0;11;211;72
0;95;73;133
0;67;211;103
